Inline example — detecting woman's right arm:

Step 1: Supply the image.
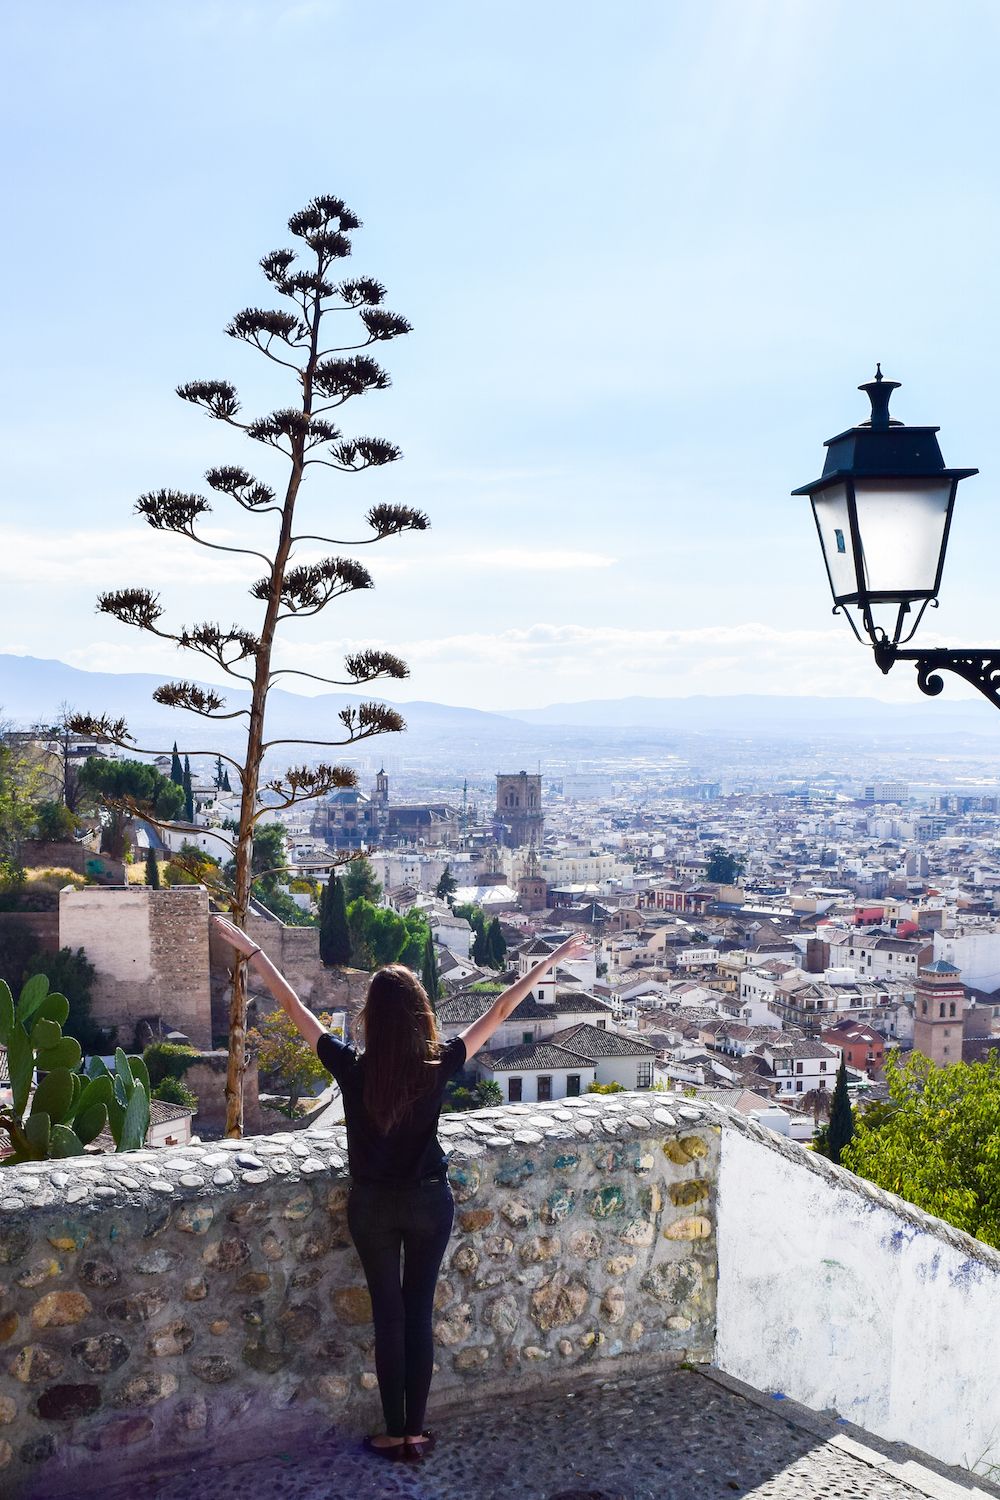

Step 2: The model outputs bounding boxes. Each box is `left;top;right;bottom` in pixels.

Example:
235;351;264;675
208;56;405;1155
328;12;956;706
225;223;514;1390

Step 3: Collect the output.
459;934;589;1062
210;914;326;1052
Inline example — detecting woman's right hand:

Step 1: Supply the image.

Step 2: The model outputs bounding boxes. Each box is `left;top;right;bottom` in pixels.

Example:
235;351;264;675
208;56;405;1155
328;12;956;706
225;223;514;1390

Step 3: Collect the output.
210;913;259;958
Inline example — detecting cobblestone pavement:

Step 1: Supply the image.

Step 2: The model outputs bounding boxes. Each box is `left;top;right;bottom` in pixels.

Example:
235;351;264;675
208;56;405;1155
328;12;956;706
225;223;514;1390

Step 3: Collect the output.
106;1366;990;1500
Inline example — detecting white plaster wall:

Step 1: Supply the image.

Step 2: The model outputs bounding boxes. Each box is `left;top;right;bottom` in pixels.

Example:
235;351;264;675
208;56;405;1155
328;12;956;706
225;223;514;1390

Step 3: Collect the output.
934;929;1000;992
716;1127;1000;1476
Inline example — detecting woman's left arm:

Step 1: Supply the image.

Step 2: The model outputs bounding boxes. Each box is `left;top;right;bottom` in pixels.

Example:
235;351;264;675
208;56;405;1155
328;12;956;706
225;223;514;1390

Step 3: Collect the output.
211;914;326;1051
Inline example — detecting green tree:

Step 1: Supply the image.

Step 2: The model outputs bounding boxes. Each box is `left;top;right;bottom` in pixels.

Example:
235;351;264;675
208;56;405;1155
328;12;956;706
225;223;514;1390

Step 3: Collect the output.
23;946;108;1054
143;1040;200;1088
145;848;161;889
454;901;490;966
33;800;78;842
421;930;440;1008
249;1007;332;1116
152;1074;198;1111
320;876;351;966
843;1051;1000;1248
436;864;457;904
170;743;184;785
182;755;194;823
346;898;429;970
485;917;507;970
344;855;382;905
214;755;226;790
705;847;744;885
77;757;184;860
0;730;43;869
826;1055;855;1165
70;194;425;1136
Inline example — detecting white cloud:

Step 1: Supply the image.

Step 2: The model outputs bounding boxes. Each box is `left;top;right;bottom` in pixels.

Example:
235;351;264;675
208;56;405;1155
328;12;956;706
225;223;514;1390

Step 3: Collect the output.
1;528;260;588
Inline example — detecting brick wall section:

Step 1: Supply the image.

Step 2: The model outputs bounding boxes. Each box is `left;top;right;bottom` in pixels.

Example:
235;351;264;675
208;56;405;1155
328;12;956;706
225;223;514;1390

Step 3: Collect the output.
0;1094;718;1496
59;887;212;1050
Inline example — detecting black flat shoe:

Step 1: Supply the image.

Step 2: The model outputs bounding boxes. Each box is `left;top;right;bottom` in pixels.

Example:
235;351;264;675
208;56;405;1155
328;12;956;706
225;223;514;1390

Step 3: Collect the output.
405;1430;437;1457
363;1435;408;1462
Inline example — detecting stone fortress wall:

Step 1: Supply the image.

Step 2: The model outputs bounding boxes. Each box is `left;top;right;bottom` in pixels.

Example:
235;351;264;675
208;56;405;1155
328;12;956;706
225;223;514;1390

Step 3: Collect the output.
59;887;213;1050
53;885;368;1051
0;1095;996;1497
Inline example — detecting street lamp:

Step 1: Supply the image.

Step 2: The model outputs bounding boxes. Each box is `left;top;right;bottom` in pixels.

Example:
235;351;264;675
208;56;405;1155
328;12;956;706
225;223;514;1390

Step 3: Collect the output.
792;368;1000;706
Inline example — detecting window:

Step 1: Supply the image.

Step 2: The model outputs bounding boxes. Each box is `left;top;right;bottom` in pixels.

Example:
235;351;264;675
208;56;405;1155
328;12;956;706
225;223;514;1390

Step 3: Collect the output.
796;1081;803;1092
508;1077;522;1103
939;1003;946;1018
522;1031;533;1044
795;1061;803;1074
537;1076;552;1103
636;1060;653;1089
949;1002;957;1017
566;1074;581;1097
596;1020;606;1030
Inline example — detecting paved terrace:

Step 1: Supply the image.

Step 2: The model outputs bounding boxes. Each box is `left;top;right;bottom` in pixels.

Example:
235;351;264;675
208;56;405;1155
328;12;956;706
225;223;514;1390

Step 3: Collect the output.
110;1366;998;1500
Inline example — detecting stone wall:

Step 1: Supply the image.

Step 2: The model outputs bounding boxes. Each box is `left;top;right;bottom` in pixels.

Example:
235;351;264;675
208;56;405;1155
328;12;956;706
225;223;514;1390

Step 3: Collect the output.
0;913;60;961
59;887;212;1049
0;1094;717;1498
22;843;124;884
1;1094;997;1496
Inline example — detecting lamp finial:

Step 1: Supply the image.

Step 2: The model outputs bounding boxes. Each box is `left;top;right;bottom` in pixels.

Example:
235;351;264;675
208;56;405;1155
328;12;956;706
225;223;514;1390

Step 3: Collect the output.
859;365;901;430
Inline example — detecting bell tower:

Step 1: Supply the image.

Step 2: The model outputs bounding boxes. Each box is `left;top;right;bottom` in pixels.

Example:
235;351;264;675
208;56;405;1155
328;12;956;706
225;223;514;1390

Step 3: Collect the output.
373;767;389;808
913;959;965;1066
494;770;544;848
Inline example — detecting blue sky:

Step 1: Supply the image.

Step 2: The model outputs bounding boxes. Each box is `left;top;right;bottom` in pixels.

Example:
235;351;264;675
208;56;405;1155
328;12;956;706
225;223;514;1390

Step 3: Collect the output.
3;0;1000;711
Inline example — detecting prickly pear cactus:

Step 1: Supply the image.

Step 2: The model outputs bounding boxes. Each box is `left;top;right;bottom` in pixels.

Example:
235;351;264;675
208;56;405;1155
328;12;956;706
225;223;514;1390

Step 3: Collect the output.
0;975;150;1163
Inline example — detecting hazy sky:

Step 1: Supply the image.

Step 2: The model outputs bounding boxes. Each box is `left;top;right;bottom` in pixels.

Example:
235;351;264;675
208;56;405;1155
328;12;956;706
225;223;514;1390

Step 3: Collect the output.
4;1;1000;712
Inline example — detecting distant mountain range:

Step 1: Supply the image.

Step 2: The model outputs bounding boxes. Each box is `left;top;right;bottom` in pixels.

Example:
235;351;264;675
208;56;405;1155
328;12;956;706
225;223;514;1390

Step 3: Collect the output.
2;655;999;765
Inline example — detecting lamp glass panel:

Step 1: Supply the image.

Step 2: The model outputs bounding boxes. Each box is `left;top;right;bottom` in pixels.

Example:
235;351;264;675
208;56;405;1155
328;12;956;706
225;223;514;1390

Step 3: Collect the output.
852;477;952;598
811;483;857;602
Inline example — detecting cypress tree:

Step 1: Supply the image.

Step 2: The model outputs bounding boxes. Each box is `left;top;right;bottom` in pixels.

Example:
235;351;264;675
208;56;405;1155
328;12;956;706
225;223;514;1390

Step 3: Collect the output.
486;917;506;970
827;1055;855;1165
222;769;232;792
421;930;440;1008
170;742;184;785
320;876;352;966
145;848;161;889
183;756;194;823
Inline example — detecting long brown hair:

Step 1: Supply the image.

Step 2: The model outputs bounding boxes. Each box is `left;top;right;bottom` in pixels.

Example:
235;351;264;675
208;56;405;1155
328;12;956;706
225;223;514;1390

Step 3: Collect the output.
354;965;442;1133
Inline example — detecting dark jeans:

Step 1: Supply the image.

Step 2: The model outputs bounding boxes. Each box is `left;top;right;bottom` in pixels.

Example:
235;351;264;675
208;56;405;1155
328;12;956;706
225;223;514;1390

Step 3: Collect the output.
347;1177;455;1436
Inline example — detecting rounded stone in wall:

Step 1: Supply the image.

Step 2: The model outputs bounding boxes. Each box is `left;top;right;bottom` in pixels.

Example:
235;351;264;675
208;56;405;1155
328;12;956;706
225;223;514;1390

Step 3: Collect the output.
31;1290;92;1327
484;1294;519;1336
35;1383;102;1421
10;1344;64;1384
71;1333;131;1375
530;1274;590;1331
448;1163;482;1203
434;1303;473;1346
639;1258;704;1308
332;1286;372;1325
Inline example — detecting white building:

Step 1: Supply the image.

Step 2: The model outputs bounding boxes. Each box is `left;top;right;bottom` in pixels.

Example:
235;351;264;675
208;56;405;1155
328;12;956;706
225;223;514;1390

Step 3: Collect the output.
934;926;1000;993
